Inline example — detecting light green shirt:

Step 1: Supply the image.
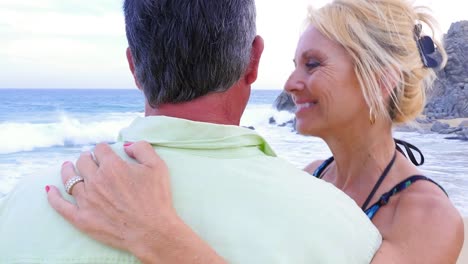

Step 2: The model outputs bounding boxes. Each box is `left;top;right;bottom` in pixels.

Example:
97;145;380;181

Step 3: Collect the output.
0;116;381;263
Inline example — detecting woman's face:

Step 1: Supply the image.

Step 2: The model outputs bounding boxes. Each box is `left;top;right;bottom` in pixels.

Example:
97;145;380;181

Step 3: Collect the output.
284;25;368;137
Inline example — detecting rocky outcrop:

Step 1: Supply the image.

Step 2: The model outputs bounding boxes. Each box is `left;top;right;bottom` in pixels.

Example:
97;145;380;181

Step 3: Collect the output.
425;21;468;119
443;121;468;141
430;121;462;134
269;91;296;128
273;91;295;112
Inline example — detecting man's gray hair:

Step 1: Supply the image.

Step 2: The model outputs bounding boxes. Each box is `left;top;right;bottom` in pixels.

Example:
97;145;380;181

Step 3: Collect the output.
123;0;256;107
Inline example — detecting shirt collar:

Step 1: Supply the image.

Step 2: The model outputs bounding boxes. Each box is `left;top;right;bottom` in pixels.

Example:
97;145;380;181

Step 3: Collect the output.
118;116;276;156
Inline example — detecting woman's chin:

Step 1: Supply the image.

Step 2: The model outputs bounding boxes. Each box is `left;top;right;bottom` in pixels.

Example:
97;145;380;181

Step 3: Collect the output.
295;122;322;137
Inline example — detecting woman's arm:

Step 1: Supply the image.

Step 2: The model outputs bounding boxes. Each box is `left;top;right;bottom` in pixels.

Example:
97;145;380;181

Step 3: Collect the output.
370;183;464;264
47;141;227;264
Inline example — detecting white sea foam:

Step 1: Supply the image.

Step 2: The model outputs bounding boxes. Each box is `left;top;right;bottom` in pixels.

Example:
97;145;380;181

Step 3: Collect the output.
241;104;295;127
0;106;287;155
0;112;142;154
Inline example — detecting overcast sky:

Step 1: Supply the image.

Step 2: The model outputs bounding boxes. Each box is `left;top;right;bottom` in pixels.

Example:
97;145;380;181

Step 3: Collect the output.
0;0;466;90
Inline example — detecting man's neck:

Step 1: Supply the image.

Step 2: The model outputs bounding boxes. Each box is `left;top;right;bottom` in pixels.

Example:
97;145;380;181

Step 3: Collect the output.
144;90;247;126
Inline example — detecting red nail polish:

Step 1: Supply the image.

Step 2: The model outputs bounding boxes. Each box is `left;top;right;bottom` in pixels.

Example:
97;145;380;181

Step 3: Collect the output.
123;142;133;147
45;186;50;193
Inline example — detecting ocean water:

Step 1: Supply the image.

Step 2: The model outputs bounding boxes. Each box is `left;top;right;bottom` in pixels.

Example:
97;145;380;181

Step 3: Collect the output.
0;89;467;216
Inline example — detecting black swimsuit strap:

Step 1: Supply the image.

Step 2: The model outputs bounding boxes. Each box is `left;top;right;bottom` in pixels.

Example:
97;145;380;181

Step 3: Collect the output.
395;138;424;166
313;139;424;179
311;139;434;218
361;150;397;211
312;157;334;179
371;175;448;206
363;175;448;219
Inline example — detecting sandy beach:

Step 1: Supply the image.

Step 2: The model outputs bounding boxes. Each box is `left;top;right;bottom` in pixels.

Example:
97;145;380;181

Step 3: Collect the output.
438;118;468;128
457;218;468;264
395;116;468;134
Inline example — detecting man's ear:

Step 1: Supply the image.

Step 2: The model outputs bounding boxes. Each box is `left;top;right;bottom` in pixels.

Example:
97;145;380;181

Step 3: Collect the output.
126;47;142;89
244;35;265;85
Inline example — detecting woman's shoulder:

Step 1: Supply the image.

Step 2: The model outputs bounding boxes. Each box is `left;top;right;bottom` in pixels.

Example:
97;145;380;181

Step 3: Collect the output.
387;179;464;262
396;176;452;212
394;176;460;226
400;178;461;220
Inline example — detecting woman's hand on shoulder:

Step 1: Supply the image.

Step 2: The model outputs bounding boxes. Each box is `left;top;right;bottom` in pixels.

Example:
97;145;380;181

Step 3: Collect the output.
47;141;226;264
371;181;464;264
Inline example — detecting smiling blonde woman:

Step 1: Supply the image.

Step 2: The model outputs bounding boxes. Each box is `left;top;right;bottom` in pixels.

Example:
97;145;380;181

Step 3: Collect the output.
289;0;463;262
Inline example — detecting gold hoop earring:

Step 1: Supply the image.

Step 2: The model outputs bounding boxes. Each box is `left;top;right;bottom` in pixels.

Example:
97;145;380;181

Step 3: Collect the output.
369;108;376;125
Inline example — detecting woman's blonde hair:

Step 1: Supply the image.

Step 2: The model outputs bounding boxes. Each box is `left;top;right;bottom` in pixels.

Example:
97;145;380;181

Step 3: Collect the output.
307;0;447;124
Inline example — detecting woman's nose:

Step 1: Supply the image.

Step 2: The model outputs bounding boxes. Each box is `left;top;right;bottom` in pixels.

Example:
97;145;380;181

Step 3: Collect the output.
284;70;305;94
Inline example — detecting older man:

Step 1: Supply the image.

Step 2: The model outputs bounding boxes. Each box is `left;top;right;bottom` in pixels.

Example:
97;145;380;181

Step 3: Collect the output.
0;0;381;263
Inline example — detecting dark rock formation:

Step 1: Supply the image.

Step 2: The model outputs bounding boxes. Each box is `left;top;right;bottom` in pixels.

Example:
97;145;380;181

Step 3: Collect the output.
457;128;468;140
268;111;296;128
431;121;450;132
269;117;276;125
425;21;468;119
445;128;468;141
270;91;296;128
428;121;460;134
273;91;295;112
415;116;432;124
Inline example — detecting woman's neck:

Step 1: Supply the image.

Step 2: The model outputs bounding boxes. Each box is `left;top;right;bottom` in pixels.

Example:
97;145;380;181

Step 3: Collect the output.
322;121;396;191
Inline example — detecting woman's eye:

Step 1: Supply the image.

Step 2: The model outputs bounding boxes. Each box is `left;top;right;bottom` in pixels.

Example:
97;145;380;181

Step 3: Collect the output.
306;61;320;69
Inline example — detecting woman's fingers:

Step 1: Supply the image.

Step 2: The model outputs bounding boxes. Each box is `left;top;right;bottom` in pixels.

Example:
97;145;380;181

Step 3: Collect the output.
124;141;165;168
61;161;85;198
46;185;80;227
76;151;99;181
93;143;119;166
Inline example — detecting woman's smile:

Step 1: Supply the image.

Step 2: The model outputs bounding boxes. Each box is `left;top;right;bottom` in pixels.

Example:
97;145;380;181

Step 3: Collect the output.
295;101;318;115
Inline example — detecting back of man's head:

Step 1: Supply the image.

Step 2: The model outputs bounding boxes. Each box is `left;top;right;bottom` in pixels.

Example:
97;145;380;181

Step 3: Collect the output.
124;0;257;107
